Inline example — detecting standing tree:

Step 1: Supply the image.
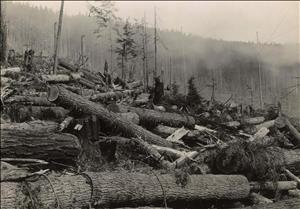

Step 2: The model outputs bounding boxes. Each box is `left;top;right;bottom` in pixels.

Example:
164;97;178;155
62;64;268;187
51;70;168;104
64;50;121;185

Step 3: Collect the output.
187;76;203;107
0;0;7;65
115;19;137;81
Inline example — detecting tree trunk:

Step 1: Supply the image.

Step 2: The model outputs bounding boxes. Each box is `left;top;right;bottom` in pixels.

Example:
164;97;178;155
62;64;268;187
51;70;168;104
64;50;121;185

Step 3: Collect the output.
5;95;55;106
87;172;250;208
41;73;81;83
0;172;250;209
1;120;59;132
238;198;300;209
108;104;195;128
0;67;21;76
243;117;265;125
0;173;91;209
283;149;300;174
4;105;69;122
47;85;174;148
91;90;141;102
127;80;143;89
1;127;80;163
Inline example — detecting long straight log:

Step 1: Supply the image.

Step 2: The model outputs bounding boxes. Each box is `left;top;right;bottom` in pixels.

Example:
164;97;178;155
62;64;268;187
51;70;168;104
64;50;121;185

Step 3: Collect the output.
41;74;80;83
48;85;173;147
108;104;195;128
237;198;300;209
91;90;140;102
285;117;300;146
0;172;250;209
87;172;250;208
1;126;80;163
1;120;59;132
5;105;69;122
5;95;55;106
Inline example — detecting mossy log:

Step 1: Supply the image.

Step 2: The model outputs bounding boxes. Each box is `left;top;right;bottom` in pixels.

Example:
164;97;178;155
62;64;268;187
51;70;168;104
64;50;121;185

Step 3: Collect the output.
0;172;250;209
108;104;195;128
1;126;80;163
48;85;173;148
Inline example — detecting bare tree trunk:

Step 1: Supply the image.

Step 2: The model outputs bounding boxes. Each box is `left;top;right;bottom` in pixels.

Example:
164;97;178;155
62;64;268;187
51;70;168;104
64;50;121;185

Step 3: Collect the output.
53;0;65;74
237;198;300;209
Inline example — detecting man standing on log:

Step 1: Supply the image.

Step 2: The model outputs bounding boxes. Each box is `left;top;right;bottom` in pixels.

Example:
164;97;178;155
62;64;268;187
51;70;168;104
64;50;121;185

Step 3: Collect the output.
153;76;164;105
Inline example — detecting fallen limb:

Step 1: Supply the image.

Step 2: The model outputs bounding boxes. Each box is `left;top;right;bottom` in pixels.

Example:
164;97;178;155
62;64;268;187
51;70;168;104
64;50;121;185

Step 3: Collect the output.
0;67;21;76
0;120;59;132
48;85;173;148
250;181;297;191
41;73;81;83
283;168;300;186
109;104;195;128
243;117;265;125
249;192;273;204
284;117;300;146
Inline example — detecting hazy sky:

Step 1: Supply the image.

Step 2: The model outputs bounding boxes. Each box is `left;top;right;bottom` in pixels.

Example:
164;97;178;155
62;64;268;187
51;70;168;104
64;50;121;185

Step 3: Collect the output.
21;1;299;44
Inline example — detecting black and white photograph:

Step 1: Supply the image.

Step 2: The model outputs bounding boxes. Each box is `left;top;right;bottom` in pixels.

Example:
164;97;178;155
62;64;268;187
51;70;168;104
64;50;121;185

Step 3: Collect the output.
0;1;300;208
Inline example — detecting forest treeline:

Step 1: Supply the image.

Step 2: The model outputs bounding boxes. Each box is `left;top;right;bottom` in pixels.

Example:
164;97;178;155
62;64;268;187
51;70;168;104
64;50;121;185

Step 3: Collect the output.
4;1;300;117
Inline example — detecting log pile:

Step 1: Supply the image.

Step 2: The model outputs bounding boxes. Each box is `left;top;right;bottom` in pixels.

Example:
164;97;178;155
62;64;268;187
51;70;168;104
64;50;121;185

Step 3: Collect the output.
1;59;300;209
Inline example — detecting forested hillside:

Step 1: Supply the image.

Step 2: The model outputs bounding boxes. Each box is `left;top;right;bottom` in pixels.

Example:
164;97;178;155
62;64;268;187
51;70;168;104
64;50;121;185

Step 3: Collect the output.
5;1;299;117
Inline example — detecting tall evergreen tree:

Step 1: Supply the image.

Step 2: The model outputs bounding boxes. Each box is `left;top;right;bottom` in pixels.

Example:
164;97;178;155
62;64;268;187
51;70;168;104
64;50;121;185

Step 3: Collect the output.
186;76;202;106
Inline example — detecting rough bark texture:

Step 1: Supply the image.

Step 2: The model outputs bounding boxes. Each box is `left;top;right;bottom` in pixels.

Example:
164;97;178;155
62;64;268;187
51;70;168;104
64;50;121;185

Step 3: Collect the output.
5;95;55;106
4;105;69;122
1;127;80;163
1;120;59;132
90;90;140;102
87;172;250;208
48;85;173;147
0;173;91;209
283;149;300;174
0;172;250;209
108;104;195;128
238;198;300;209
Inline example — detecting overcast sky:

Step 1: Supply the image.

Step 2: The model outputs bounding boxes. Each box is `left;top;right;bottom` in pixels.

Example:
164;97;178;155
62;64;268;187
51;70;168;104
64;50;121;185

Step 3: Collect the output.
21;1;299;44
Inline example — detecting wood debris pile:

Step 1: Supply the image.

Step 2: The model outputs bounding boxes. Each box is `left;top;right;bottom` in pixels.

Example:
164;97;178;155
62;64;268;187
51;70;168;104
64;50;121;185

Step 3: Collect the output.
1;59;300;209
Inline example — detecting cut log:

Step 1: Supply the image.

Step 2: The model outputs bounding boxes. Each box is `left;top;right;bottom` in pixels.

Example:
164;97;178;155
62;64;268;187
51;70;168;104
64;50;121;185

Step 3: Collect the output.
237;198;300;209
250;181;297;191
91;90;139;102
244;117;265;125
58;58;78;72
283;149;300;174
87;172;250;207
41;74;81;83
48;85;173;148
0;173;91;209
108;104;195;128
117;112;140;125
5;95;55;106
0;120;59;132
1;126;80;163
252;127;270;141
255;120;275;131
79;77;96;89
288;189;300;198
127;80;143;89
166;127;189;144
6;105;69;122
1;67;21;76
0;172;250;209
283;168;300;186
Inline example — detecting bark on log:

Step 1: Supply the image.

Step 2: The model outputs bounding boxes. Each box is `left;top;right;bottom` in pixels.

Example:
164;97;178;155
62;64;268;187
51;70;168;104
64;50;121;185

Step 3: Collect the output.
58;58;78;72
5;95;55;106
1;120;59;132
243;117;265;125
79;77;96;89
237;198;300;209
1;126;80;163
127;80;143;89
0;173;91;209
0;172;250;209
91;90;140;102
283;149;300;174
41;74;81;83
87;172;250;208
117;112;140;125
249;192;273;204
48;85;174;148
250;181;297;191
284;117;300;146
108;104;195;128
6;105;69;122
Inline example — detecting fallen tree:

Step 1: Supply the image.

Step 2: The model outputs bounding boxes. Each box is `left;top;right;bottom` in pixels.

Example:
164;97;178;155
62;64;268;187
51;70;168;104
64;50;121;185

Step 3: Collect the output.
47;85;174;148
108;104;195;128
1;126;80;163
90;90;140;102
5;95;55;106
41;73;81;83
0;172;250;209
